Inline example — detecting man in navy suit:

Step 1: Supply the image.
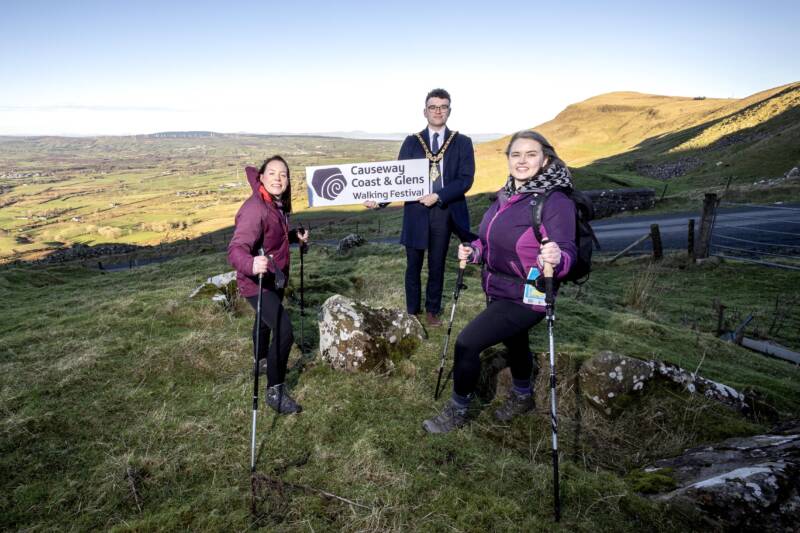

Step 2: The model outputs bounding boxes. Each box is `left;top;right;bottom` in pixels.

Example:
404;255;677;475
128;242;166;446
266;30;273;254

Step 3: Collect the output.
369;88;475;326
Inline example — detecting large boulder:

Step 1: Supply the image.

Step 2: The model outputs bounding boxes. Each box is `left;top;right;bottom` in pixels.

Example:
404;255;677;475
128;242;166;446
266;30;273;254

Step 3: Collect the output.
189;271;238;307
643;423;800;531
579;351;655;415
579;351;751;416
318;295;425;372
474;347;545;404
336;233;366;254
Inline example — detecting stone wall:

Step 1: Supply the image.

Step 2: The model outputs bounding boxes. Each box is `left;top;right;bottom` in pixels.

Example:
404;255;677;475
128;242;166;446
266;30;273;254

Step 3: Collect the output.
584;188;656;218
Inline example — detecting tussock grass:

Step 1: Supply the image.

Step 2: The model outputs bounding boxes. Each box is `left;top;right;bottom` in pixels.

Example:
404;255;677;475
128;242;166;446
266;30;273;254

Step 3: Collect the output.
1;245;798;531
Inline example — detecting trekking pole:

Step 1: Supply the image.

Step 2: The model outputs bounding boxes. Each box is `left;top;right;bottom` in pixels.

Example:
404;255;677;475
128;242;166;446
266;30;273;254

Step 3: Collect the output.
434;252;468;400
298;225;307;351
543;254;561;522
250;248;265;473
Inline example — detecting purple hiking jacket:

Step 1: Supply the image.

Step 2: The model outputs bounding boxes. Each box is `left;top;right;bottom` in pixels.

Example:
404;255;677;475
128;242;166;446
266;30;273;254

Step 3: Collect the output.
469;190;577;311
227;166;296;298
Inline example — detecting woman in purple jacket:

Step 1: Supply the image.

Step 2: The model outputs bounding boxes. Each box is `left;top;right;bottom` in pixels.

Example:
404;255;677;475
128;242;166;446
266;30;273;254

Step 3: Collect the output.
228;155;308;414
423;131;577;433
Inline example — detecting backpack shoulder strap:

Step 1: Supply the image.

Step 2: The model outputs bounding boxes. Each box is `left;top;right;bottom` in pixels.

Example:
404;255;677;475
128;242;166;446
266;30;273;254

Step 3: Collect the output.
530;187;571;243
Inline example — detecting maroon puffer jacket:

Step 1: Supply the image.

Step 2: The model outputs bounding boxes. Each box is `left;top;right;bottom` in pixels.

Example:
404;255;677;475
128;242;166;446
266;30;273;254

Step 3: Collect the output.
227;166;295;297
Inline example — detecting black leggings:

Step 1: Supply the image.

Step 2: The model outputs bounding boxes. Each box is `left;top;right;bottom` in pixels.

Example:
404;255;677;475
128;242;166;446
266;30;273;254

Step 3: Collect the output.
246;290;294;387
453;299;545;397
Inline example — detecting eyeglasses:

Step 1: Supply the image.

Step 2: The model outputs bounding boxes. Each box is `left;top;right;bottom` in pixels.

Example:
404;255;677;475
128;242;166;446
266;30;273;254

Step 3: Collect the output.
427;104;450;112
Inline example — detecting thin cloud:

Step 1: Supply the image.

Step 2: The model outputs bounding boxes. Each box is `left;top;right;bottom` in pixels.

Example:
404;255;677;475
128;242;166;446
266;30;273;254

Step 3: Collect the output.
0;104;190;112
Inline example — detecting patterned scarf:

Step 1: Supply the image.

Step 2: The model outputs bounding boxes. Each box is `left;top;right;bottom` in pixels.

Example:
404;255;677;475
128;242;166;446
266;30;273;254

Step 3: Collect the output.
502;161;573;197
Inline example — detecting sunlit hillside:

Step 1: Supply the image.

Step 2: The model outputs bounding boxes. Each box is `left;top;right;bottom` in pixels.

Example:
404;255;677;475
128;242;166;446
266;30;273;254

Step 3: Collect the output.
474;82;800;193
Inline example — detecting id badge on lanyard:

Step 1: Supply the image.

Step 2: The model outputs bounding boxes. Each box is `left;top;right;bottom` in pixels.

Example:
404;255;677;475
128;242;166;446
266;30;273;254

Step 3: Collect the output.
522;267;546;306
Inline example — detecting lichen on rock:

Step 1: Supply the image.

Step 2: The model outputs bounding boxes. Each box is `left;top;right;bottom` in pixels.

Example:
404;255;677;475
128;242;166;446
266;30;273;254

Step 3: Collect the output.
318;294;425;372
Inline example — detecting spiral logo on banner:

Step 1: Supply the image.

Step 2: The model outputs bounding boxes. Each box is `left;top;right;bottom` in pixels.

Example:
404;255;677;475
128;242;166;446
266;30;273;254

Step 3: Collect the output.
311;167;346;201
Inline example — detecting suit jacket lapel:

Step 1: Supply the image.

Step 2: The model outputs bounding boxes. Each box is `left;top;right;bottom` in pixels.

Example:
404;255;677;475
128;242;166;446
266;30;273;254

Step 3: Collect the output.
420;129;430;152
441;127;451;176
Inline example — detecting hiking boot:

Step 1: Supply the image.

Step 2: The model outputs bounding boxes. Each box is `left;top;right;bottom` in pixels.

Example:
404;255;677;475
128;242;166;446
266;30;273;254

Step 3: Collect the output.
426;312;443;327
266;384;302;414
422;399;468;434
494;390;534;422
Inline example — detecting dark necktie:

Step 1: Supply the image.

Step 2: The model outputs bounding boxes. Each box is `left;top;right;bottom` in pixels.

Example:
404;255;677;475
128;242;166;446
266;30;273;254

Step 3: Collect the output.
432;132;442;192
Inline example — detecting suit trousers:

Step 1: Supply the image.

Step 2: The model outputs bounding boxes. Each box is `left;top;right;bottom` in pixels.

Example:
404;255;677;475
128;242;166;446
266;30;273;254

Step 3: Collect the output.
405;205;451;315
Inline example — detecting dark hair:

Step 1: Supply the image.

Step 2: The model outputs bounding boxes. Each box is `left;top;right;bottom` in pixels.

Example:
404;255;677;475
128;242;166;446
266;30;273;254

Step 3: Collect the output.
425;88;451;104
258;155;292;213
504;130;566;170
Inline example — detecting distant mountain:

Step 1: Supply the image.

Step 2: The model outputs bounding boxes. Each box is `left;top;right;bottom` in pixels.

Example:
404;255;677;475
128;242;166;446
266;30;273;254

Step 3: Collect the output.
473;82;800;192
265;131;506;143
145;131;221;138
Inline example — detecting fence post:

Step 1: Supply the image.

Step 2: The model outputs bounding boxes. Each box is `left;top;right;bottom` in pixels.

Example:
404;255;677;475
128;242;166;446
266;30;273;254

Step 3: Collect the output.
696;193;718;259
713;298;726;336
687;219;695;260
650;224;663;261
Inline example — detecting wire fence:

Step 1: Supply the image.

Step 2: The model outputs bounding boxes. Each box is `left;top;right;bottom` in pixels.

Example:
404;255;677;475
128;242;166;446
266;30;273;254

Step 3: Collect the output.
709;202;800;271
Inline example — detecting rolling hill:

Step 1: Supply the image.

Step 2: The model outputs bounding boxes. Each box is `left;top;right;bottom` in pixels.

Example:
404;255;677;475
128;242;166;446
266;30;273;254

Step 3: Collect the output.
474;81;800;193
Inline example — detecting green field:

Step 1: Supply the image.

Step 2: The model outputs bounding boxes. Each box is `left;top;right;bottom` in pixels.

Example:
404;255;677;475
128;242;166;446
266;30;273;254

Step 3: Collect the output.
0;134;401;262
1;243;798;531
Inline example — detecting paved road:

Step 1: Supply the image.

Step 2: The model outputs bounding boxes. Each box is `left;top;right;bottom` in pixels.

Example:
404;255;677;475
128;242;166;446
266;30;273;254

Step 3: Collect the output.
592;203;800;256
351;203;800;257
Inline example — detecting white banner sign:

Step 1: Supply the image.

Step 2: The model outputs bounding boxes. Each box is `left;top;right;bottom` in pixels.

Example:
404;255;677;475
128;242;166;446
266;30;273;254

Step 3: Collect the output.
305;158;430;207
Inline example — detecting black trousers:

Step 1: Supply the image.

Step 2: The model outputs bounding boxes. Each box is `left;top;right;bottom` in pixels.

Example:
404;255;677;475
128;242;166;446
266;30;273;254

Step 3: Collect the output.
405;205;451;315
452;299;545;397
246;290;293;388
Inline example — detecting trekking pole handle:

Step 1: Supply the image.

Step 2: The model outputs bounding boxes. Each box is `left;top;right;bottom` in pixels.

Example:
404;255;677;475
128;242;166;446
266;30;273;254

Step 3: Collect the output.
258;248;265;280
540;239;555;306
456;242;471;294
298;225;309;253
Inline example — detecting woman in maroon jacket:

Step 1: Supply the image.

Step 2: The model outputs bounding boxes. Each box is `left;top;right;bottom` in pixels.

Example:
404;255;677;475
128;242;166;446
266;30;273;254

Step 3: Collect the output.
228;155;308;414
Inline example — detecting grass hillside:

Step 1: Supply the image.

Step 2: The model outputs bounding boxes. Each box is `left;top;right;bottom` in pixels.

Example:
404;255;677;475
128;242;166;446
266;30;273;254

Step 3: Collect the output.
2;245;799;531
474;82;800;193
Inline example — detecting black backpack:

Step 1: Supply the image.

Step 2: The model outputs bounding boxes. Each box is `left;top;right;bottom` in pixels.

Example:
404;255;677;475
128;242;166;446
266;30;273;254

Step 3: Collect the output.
530;187;599;284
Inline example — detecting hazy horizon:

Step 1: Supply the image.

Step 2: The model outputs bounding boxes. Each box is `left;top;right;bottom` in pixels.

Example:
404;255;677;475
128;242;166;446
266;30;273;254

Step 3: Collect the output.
0;129;507;143
2;0;798;136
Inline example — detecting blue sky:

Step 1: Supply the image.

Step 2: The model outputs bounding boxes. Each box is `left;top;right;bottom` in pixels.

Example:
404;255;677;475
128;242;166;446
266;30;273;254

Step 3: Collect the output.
1;0;797;135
